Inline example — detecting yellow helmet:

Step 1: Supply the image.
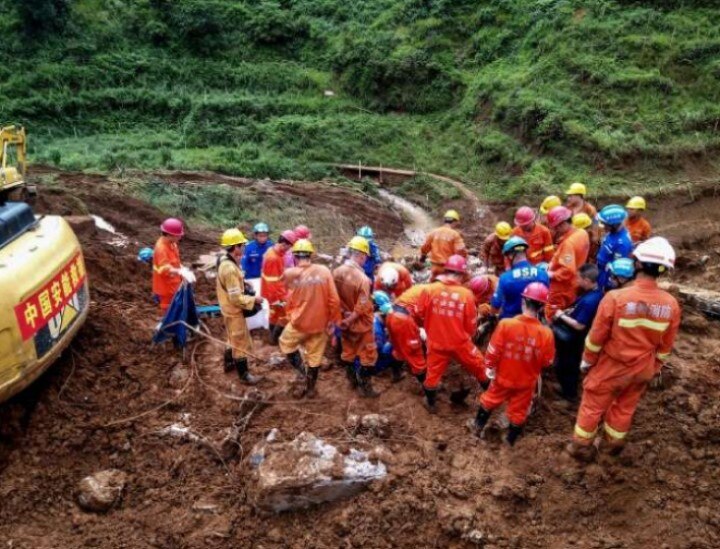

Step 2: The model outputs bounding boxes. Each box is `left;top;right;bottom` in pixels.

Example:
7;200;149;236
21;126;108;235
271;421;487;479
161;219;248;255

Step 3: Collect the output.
292;238;315;254
572;213;592;230
539;195;562;215
565;182;587;196
626;196;646;210
443;209;460;222
220;228;248;247
348;236;370;255
495;221;512;241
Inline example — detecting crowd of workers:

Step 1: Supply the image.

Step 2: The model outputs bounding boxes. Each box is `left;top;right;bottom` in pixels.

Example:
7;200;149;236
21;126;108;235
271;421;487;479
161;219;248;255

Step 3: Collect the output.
151;182;680;461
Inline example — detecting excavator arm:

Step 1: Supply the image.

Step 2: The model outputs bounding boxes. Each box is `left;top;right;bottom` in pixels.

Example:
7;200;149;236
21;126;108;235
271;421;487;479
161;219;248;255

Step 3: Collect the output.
0;125;27;194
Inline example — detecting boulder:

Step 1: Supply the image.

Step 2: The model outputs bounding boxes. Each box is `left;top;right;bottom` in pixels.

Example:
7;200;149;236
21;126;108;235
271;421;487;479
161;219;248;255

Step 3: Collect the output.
77;469;127;512
249;431;387;512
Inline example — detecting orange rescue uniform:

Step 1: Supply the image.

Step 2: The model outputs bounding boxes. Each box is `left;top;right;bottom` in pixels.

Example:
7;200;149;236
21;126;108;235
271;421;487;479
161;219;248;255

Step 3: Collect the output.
333;262;378;367
416;278;486;389
626;216;652;244
468;275;498;321
420;225;467;278
479;234;506;274
546;227;589;318
480;315;555;425
386;307;426;375
512;224;554;264
373;261;414;299
574;278;681;447
571;201;600;261
261;245;289;326
152;236;182;312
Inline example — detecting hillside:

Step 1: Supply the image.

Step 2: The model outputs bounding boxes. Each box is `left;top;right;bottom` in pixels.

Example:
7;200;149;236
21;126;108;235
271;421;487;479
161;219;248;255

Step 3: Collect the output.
1;0;719;198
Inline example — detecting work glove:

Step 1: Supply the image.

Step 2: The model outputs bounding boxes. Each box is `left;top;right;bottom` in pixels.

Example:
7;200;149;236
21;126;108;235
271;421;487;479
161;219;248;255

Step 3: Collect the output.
179;266;196;284
485;368;496;380
419;328;427;342
580;360;592;374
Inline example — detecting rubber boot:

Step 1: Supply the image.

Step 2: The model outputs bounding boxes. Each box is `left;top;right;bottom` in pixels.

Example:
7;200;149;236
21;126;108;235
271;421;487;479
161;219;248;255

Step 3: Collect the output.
304;367;319;399
286;351;306;380
223;348;234;373
449;386;471;405
342;361;358;388
473;407;491;435
271;324;285;346
506;423;524;447
357;368;379;398
565;441;598;463
424;387;438;414
235;358;261;385
391;361;405;383
268;324;278;345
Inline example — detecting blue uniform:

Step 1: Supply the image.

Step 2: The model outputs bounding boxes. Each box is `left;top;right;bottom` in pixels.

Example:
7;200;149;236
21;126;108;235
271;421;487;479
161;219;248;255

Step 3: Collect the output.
597;228;633;288
363;240;383;283
491;260;550;319
352;314;393;373
241;239;274;279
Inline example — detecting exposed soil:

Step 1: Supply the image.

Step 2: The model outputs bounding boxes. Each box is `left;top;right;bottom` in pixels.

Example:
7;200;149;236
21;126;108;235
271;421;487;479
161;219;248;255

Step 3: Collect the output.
0;170;719;548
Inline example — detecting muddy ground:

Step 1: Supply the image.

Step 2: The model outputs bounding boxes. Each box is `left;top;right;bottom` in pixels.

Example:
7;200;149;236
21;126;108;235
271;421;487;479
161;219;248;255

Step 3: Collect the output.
0;170;719;548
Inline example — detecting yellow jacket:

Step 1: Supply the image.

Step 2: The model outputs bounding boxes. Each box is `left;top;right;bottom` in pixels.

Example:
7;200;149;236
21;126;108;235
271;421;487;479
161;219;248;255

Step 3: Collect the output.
217;256;256;317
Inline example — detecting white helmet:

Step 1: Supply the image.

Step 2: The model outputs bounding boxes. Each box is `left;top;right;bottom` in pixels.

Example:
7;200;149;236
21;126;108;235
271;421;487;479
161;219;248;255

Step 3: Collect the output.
379;266;399;287
633;237;675;269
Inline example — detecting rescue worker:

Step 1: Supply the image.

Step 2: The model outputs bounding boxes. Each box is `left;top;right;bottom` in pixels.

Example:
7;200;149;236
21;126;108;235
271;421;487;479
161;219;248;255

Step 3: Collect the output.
491;236;549;319
283;225;312;269
373;291;423;383
357;226;383;283
280;239;342;398
241;223;274;279
374;261;413;299
473;282;555;446
596;205;633;289
565;182;600;260
153;218;195;313
545;206;590;319
625;197;652;244
512;206;554;264
551;264;603;402
333;236;379;397
419;210;468;279
468;274;497;321
539;195;562;227
480;222;512;274
415;255;487;412
606;257;635;290
568;237;681;460
217;228;264;384
394;283;431;385
261;229;299;345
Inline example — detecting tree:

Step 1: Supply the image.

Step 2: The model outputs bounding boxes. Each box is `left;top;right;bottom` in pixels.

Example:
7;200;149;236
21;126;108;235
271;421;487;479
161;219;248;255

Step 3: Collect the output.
18;0;71;38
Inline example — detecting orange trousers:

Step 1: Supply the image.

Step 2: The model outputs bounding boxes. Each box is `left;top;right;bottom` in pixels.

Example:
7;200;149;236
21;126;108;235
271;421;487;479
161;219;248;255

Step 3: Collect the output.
387;313;426;375
479;382;535;426
269;303;288;327
424;340;486;389
157;293;173;313
341;329;378;367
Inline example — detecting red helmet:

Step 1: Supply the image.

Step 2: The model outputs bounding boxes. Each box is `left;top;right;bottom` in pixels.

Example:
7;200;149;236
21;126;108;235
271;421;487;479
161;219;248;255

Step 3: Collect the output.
294;225;312;239
444;255;467;274
521;282;549;303
280;229;298;245
469;275;490;296
546;206;573;228
514;206;536;227
160;218;184;237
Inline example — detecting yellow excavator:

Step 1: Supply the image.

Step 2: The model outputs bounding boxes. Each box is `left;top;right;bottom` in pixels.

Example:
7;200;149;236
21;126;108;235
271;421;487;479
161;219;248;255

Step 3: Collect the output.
0;126;89;402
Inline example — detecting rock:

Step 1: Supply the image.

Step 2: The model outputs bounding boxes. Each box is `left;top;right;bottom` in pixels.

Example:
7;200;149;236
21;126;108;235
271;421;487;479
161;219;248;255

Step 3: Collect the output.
249;431;387;512
77;469;127;512
463;529;486;546
347;414;391;438
168;363;190;388
682;314;709;334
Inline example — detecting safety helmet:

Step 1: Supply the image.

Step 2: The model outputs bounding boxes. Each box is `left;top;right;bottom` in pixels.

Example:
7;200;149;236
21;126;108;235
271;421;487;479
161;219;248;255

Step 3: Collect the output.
495;221;512;241
137;247;154;263
372;290;393;315
378;266;399;288
294;224;312;239
220;228;248;247
572;213;593;230
348;236;370;255
597;204;628;226
469;275;491;296
444;209;460;222
536;262;549;271
514;206;536;227
633;236;675;269
626;196;646;210
565;182;587;196
521;282;550;304
539;195;562;215
292;238;315;255
357;226;374;239
279;229;298;245
608;258;635;279
502;236;529;255
547;206;573;229
161;218;184;237
444;254;467;274
253;222;269;234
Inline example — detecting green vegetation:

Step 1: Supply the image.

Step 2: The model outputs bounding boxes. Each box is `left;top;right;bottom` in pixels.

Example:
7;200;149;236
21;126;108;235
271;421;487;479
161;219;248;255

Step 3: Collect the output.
1;0;719;199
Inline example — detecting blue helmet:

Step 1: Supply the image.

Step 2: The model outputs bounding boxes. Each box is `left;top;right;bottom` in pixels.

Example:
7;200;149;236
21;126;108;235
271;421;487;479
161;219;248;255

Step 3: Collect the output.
372;290;393;315
597;205;627;226
253;222;270;234
608;257;635;279
502;236;529;255
137;247;154;263
357;226;374;239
